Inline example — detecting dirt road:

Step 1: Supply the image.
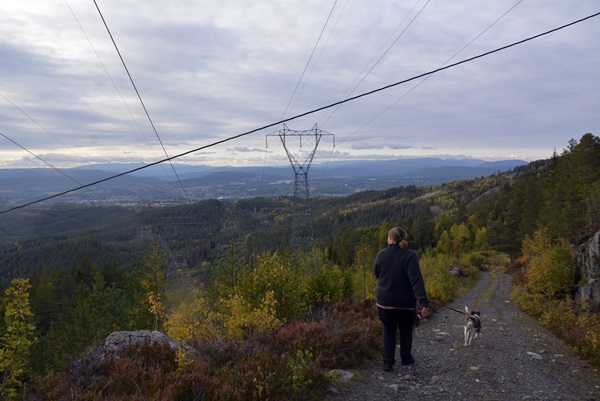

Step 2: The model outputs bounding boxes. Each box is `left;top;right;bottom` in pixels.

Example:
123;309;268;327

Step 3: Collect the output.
326;272;600;401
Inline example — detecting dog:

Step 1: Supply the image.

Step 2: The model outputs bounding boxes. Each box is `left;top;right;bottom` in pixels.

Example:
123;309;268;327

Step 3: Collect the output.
463;306;481;347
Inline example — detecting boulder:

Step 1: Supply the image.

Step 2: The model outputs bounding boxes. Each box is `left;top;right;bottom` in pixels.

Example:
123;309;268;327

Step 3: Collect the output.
68;330;195;386
98;330;194;355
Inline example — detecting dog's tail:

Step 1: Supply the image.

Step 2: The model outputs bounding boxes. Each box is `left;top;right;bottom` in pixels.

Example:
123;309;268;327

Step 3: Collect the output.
465;306;470;315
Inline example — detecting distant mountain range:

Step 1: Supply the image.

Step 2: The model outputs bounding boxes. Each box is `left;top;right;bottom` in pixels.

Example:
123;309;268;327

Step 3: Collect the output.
0;157;528;205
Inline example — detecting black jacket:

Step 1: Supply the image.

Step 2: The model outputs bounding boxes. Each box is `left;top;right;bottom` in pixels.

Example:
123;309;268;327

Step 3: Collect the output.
373;244;429;309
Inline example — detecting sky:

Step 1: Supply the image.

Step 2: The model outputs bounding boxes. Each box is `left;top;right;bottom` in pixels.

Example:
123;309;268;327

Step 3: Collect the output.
1;0;599;171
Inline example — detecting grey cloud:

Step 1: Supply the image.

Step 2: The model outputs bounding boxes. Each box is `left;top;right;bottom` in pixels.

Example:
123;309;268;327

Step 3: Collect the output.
1;1;599;168
229;146;270;153
348;143;415;151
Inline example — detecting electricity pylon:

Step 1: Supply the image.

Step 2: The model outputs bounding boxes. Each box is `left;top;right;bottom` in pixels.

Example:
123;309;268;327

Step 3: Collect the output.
152;209;209;280
267;123;334;251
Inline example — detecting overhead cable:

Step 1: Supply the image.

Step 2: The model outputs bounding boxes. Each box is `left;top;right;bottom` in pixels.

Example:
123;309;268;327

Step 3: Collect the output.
92;0;190;202
66;0;178;189
0;131;106;201
64;1;163;163
319;0;430;128
340;0;524;144
316;0;424;178
280;0;338;121
0;93;116;177
1;10;599;215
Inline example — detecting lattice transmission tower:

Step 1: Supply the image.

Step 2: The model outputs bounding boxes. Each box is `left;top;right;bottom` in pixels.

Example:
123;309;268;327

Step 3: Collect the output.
151;209;210;282
267;123;334;251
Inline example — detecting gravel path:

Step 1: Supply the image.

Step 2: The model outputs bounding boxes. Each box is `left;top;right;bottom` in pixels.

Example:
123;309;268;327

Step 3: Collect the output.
326;272;600;401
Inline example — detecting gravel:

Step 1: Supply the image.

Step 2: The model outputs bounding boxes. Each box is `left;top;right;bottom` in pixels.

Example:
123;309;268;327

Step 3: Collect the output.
325;272;600;401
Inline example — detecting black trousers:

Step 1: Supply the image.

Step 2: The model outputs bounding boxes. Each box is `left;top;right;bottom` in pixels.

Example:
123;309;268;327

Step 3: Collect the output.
377;307;416;366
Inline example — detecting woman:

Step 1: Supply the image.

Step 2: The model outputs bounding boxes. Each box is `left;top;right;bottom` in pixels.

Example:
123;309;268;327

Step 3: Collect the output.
373;227;429;371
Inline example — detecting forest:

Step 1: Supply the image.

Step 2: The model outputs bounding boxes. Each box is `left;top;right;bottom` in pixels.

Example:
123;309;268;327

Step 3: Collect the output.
0;133;599;400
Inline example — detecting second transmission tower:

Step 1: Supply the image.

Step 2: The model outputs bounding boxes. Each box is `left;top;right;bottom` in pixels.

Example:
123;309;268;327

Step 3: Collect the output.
267;123;334;251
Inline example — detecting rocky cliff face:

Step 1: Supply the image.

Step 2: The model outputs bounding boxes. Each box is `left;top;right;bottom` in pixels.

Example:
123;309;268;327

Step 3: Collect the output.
574;230;600;309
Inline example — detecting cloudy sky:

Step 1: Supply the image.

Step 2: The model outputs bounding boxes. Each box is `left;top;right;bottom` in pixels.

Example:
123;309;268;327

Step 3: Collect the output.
1;0;599;170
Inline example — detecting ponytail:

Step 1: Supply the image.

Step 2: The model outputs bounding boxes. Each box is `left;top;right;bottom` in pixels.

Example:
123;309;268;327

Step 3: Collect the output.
388;227;409;249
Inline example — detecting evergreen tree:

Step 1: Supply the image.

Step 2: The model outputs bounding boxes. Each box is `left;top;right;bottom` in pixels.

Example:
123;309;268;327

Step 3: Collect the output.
352;234;378;301
0;279;36;399
209;243;247;299
540;133;600;239
142;240;168;332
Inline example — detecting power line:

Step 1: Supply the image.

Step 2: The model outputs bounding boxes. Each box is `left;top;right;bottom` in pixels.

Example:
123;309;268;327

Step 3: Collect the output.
92;0;190;202
0;131;106;201
1;10;598;215
340;0;524;144
319;0;430;128
0;93;108;173
294;0;349;111
316;0;424;179
64;1;164;164
280;0;338;121
65;0;178;190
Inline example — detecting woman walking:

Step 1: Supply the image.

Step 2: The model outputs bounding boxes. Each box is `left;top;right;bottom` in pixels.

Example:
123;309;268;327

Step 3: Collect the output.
374;227;429;371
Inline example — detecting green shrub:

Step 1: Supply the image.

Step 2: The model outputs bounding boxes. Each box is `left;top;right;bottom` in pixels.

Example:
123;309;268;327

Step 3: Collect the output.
238;251;310;323
350;263;377;302
419;253;457;303
288;349;315;393
305;264;346;309
520;230;575;298
464;252;486;272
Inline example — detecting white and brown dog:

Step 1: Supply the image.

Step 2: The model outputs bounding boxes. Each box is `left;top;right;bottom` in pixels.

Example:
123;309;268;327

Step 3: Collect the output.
463;306;481;347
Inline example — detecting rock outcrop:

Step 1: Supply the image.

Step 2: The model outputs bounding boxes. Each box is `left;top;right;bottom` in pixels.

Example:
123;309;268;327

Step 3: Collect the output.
574;230;600;309
68;330;195;386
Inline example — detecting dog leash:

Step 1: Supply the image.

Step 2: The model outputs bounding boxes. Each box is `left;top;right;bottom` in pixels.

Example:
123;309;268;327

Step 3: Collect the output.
429;300;466;315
